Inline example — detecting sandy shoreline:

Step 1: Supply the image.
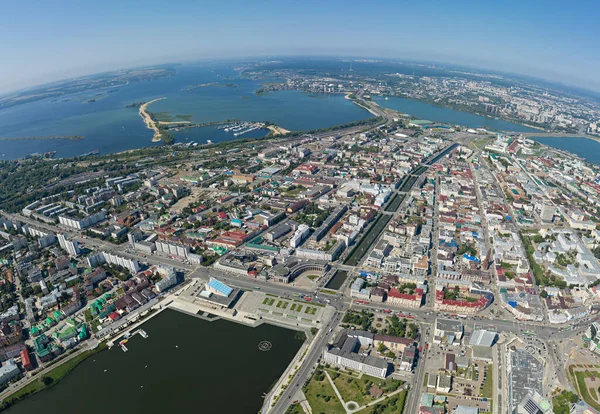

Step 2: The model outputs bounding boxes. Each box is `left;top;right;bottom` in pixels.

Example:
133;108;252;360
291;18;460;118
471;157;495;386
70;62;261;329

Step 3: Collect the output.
157;120;191;125
267;125;291;135
139;97;166;142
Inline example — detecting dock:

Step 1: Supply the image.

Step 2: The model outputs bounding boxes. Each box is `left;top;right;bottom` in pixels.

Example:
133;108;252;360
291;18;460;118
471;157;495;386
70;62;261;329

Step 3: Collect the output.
109;328;150;352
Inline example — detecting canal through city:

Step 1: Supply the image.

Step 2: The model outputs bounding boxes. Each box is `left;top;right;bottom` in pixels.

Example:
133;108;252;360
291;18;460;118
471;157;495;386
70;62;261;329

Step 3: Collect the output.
6;309;304;414
325;270;348;290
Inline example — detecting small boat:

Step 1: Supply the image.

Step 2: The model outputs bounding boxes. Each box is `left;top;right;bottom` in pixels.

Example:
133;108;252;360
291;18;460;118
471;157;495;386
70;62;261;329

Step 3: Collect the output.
175;345;179;348
104;369;108;372
145;365;148;369
207;140;213;144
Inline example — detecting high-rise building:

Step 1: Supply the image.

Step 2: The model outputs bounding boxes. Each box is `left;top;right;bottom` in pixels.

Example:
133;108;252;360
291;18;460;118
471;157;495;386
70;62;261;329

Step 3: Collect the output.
540;204;555;222
57;234;80;257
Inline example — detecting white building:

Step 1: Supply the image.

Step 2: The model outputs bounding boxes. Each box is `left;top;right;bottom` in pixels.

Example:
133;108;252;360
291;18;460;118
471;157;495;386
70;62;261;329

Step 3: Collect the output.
58;210;106;230
0;359;20;385
323;330;388;378
87;251;140;274
58;234;81;257
290;224;311;248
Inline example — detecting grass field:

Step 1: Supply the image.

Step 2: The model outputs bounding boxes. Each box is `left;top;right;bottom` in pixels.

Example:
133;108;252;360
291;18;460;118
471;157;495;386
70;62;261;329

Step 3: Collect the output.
329;368;403;408
365;389;408;414
284;403;304;414
481;364;493;398
304;369;345;414
330;372;372;406
572;368;600;411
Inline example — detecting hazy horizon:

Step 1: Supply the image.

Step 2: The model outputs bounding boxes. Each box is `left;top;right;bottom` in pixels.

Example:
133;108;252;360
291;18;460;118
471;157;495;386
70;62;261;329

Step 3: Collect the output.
2;53;599;100
1;0;598;95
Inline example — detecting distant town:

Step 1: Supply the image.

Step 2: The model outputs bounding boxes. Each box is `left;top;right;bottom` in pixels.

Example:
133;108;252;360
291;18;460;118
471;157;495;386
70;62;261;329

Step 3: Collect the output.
0;60;600;414
245;59;600;136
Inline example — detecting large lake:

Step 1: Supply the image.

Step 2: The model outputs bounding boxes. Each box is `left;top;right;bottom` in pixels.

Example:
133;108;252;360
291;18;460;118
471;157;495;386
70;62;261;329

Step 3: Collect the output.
6;309;304;414
0;64;370;160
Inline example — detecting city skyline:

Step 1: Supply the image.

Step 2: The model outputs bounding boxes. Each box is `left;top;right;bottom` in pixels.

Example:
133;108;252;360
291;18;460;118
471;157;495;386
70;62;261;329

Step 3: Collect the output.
1;0;598;93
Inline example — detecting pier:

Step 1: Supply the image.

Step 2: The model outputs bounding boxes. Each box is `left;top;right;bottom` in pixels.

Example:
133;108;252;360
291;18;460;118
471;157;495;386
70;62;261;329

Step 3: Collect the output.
108;328;150;352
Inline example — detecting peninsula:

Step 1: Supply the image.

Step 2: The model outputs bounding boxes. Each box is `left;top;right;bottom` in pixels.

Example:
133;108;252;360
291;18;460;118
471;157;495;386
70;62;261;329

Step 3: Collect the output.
138;98;168;143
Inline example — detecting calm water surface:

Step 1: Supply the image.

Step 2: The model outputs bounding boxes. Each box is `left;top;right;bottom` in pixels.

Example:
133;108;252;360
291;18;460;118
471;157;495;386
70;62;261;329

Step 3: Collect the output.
0;64;369;159
6;309;303;414
532;136;600;166
373;96;538;133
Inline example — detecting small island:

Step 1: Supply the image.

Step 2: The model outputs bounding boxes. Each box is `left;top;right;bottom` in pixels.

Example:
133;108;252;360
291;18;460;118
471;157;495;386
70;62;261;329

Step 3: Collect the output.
182;82;218;91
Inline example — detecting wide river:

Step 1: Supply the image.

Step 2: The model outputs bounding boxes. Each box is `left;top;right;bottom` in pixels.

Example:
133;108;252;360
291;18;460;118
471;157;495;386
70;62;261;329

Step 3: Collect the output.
6;309;304;414
373;96;538;133
375;97;600;166
529;137;600;166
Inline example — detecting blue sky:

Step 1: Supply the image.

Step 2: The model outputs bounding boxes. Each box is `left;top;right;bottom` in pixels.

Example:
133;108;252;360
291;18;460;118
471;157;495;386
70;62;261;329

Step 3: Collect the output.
1;0;598;92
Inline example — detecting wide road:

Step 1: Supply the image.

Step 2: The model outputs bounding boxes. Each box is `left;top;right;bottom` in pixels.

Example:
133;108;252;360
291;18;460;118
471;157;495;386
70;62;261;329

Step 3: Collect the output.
267;310;344;414
350;301;589;341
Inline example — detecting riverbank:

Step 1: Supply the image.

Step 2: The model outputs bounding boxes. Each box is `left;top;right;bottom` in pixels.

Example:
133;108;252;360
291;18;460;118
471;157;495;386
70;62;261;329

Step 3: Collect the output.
0;290;175;411
138;98;166;142
345;93;381;117
0;342;106;411
526;133;600;145
531;136;600;166
380;94;548;133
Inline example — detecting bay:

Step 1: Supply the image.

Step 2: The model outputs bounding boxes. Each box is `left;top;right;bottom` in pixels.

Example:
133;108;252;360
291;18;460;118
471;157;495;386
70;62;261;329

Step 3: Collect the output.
0;64;369;160
6;309;304;414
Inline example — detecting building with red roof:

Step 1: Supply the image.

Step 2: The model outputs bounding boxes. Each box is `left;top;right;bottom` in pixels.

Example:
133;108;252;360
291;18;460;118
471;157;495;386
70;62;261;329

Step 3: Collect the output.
434;286;489;313
20;349;33;371
386;287;424;308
